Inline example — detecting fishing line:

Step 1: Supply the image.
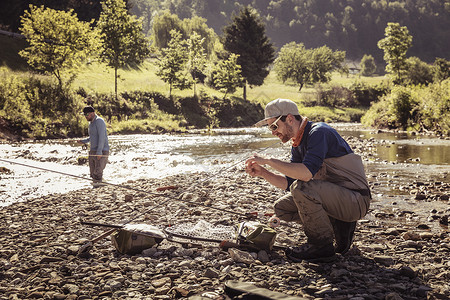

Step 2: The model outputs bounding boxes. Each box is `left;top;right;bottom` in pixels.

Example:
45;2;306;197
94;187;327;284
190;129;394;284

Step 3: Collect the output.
0;157;246;218
129;140;281;225
0;139;282;224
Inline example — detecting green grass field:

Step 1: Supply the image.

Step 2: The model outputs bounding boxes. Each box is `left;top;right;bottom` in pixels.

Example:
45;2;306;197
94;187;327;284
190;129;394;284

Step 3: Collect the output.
73;59;386;107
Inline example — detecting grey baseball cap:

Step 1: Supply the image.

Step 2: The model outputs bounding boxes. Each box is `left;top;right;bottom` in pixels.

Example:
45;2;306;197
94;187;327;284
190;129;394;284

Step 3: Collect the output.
255;98;300;126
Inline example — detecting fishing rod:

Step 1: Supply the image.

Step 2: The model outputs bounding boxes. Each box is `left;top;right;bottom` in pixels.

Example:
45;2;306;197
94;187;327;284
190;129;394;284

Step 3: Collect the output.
0;139;282;223
0;157;247;218
1;139;288;254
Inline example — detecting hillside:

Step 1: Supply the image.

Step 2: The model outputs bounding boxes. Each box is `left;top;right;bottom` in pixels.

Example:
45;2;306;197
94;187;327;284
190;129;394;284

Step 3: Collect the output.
129;0;450;63
0;0;448;64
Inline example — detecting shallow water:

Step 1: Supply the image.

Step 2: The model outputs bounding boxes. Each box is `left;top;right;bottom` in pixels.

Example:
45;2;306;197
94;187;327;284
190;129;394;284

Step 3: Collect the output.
1;124;449;207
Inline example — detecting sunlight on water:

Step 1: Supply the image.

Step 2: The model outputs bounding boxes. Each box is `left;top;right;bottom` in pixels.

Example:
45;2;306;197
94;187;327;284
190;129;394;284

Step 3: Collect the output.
1;125;449;206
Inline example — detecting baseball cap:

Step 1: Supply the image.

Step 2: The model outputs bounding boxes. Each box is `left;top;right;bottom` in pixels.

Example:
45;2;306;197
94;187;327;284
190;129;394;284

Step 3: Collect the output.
255;99;300;126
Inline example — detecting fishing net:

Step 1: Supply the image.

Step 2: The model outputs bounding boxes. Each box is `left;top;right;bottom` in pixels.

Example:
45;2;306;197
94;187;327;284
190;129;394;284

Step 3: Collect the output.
164;220;236;243
164;220;278;251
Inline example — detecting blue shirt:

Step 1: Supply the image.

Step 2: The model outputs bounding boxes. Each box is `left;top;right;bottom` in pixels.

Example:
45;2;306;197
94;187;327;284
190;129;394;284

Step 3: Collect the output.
286;122;353;188
81;115;109;155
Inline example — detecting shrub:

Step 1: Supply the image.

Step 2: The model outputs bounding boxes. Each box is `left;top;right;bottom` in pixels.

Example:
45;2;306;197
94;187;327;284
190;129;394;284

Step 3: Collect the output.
405;57;433;86
348;81;390;107
0;71;86;138
360;54;376;76
414;79;450;135
360;83;449;133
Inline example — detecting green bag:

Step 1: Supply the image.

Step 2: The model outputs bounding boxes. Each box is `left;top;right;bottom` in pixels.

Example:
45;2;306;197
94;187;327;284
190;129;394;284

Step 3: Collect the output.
111;224;165;255
237;221;277;251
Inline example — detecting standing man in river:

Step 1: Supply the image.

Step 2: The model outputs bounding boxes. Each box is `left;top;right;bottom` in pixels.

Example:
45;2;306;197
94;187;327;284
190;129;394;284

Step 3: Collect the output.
78;106;109;187
245;98;371;262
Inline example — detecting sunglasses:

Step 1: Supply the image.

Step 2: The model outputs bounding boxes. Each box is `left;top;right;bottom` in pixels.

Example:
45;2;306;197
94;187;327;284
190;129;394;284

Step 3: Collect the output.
268;115;283;131
84;112;92;116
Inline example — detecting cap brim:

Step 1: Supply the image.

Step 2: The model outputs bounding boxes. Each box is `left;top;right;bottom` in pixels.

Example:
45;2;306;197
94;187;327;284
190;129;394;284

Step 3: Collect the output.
254;118;270;127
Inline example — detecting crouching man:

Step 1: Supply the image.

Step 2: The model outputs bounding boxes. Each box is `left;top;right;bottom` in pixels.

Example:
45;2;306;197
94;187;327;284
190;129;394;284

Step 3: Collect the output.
245;99;371;262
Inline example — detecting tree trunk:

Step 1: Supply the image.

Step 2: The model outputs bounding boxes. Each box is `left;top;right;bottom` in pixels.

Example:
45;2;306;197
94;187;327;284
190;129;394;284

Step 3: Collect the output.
115;66;118;101
243;80;247;101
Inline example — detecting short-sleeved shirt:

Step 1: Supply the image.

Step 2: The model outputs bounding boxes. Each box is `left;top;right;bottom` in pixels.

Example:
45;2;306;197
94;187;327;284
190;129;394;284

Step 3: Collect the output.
286;122;353;188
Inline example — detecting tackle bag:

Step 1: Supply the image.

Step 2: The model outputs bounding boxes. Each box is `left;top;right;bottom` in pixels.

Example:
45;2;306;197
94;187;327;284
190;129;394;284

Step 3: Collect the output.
111;224;166;255
237;221;277;251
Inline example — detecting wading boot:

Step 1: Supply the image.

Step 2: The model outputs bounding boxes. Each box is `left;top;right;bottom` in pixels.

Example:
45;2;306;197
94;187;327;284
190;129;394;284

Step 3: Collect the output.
331;218;357;255
285;243;336;263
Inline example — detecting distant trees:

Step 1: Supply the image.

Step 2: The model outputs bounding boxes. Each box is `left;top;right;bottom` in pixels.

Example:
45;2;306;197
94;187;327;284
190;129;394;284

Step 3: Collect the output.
360;54;376;76
378;22;412;85
97;0;150;100
150;11;184;50
186;32;207;98
156;30;191;98
209;53;243;98
433;58;450;83
274;42;346;91
150;11;217;57
222;6;275;100
19;5;97;88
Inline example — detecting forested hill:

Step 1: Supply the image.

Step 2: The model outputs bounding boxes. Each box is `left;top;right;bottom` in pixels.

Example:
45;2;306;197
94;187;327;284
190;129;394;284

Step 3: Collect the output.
1;0;449;63
131;0;449;63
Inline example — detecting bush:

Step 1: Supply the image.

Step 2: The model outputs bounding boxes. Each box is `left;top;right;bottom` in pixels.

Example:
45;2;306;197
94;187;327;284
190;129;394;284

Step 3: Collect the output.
362;86;416;130
414;79;450;135
0;70;86;139
362;81;450;135
348;81;390;107
300;106;364;123
405;57;433;86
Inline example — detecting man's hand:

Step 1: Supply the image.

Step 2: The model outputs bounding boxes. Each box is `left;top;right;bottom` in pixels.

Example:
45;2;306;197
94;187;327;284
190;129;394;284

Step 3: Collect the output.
245;155;267;177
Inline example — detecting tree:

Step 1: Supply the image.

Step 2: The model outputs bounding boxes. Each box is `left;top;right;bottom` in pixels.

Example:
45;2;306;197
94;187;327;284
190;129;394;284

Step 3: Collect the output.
156;30;191;98
97;0;150;100
433;58;450;83
274;42;345;92
405;57;433;86
377;22;412;85
360;54;376;76
210;53;243;98
222;5;275;100
19;5;97;88
186;31;207;99
150;10;184;50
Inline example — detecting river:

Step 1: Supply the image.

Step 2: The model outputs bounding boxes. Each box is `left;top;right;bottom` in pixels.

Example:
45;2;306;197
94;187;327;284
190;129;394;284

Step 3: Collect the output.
1;123;449;207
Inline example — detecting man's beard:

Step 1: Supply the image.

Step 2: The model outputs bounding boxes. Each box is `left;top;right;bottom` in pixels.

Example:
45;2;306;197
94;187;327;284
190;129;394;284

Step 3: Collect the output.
279;123;294;143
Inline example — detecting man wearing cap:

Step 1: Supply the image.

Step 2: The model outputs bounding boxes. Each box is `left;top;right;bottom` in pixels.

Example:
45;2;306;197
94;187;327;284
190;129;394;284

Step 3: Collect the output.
78;106;109;186
245;98;371;262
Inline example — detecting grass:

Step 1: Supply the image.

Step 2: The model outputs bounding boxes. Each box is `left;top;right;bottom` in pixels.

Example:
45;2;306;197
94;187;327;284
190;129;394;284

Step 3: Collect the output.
73;59;386;109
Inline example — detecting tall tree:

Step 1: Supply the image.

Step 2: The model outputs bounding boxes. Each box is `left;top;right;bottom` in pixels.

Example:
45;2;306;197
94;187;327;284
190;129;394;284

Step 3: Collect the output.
19;5;97;88
378;22;412;85
222;5;275;100
156;30;191;98
97;0;150;100
186;31;207;99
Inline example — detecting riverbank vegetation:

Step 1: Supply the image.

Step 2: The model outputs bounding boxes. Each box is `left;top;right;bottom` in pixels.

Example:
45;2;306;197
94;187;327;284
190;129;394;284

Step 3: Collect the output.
0;0;449;140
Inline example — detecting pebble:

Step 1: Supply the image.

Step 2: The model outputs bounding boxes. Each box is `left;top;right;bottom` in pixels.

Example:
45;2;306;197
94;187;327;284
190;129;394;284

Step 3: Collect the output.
1;136;449;299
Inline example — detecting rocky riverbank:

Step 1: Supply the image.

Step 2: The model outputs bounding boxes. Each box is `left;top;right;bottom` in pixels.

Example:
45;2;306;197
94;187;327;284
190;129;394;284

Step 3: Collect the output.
1;136;449;300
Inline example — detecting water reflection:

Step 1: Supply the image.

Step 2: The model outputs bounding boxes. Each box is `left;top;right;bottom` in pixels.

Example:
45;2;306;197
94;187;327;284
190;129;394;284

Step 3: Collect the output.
338;129;450;165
